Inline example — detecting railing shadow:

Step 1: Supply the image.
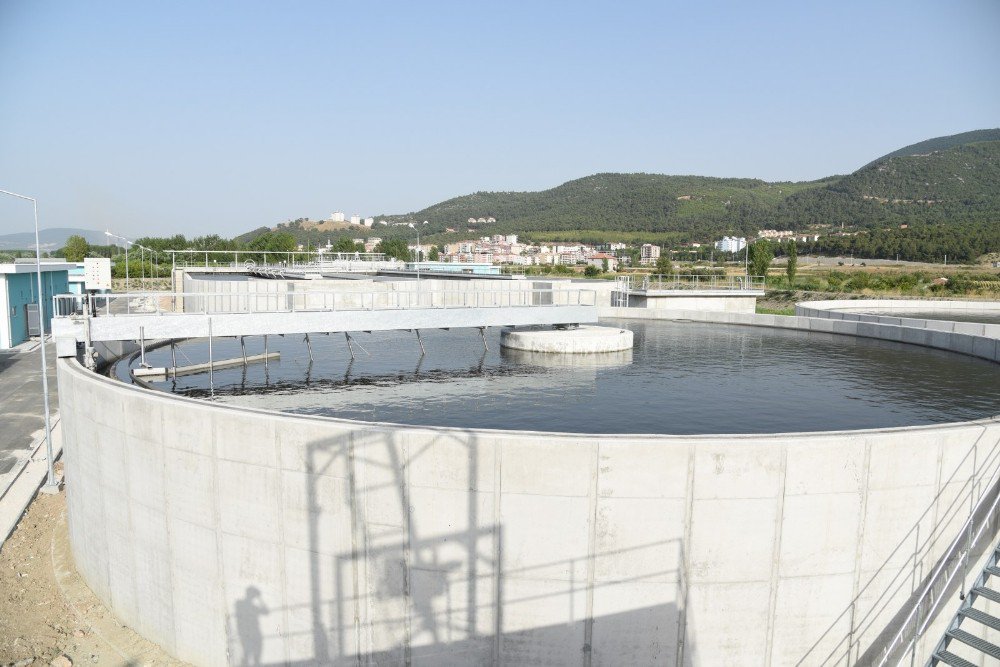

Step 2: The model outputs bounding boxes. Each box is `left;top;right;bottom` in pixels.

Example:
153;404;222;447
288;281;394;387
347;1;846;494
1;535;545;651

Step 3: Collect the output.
797;424;1000;666
222;427;691;665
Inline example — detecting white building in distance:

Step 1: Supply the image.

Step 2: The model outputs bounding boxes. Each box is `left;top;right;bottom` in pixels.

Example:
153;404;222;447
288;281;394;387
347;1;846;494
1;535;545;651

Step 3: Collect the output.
715;236;747;253
639;244;661;266
330;211;345;222
350;214;361;225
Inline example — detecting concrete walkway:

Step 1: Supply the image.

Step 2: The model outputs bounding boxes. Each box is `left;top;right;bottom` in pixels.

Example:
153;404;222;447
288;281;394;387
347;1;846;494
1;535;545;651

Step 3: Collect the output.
0;338;61;548
0;340;58;480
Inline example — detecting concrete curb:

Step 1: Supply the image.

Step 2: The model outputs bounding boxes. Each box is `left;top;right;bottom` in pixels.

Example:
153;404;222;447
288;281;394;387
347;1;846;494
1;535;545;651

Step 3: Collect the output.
0;418;63;550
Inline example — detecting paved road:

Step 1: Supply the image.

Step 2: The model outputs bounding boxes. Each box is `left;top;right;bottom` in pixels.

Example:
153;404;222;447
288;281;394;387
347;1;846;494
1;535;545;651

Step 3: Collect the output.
0;340;58;477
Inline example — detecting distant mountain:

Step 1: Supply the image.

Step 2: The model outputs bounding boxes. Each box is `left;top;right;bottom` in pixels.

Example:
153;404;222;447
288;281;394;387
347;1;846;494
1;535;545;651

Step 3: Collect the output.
0;227;107;250
240;129;1000;262
769;139;1000;228
375;174;832;240
865;128;1000;166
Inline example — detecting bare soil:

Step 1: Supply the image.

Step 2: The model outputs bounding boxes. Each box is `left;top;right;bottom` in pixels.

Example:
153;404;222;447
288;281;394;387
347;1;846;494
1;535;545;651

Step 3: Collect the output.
0;475;185;667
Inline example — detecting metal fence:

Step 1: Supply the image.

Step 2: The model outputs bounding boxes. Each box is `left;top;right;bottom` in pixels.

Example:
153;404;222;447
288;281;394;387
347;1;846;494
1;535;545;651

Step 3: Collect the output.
168;249;393;269
54;287;598;318
632;274;766;291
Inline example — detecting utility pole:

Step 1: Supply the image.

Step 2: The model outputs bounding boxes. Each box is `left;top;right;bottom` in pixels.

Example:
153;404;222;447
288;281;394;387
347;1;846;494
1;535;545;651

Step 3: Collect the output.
0;189;57;492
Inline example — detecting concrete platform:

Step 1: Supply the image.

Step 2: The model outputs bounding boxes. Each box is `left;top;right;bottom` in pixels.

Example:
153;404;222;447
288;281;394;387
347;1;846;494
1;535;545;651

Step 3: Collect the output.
500;324;634;353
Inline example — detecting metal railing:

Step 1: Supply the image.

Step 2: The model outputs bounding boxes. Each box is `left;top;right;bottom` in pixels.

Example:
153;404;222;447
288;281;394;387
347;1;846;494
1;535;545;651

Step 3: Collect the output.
53;287;598;318
174;255;405;275
633;273;766;291
877;476;1000;666
796;430;1000;666
168;249;392;268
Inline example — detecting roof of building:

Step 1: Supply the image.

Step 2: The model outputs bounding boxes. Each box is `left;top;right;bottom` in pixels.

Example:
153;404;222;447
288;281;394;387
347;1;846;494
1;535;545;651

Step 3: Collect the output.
0;259;76;274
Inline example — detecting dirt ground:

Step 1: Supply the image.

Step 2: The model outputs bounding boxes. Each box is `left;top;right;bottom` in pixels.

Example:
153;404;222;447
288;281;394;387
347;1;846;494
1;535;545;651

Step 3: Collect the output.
0;470;186;667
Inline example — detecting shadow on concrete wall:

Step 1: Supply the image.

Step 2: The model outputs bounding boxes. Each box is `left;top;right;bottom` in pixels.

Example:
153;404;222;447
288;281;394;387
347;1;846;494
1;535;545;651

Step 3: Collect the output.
799;427;1000;666
225;426;692;665
234;586;270;666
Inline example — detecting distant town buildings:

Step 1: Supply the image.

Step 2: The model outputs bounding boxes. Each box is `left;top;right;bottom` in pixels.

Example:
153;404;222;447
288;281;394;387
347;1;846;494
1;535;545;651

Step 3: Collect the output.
757;229;795;240
715;236;747;253
639;244;661;266
587;253;619;271
350;214;361;225
330;211;345;222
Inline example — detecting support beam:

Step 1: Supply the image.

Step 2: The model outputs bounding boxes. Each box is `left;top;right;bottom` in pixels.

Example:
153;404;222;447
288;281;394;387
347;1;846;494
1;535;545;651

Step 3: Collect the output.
208;317;214;392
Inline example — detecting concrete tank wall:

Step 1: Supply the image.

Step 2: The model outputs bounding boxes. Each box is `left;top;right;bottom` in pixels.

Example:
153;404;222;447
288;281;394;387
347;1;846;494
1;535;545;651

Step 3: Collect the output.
796;299;1000;340
58;343;1000;666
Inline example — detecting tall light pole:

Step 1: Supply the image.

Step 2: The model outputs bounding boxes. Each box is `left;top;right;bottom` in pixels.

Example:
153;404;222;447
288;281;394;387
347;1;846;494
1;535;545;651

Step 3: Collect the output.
105;230;130;290
0;189;57;491
135;244;154;288
408;221;428;285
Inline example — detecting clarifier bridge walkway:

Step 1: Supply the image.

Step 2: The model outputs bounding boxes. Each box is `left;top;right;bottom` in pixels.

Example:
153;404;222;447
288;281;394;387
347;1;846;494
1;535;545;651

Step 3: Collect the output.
50;287;598;353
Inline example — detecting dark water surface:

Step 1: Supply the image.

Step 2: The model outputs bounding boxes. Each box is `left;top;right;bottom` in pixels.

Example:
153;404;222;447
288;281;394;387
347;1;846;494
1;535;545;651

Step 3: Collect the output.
126;319;1000;434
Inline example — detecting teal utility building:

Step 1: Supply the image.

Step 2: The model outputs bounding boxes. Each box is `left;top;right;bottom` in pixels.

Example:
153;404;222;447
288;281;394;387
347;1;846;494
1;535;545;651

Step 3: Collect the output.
0;260;72;348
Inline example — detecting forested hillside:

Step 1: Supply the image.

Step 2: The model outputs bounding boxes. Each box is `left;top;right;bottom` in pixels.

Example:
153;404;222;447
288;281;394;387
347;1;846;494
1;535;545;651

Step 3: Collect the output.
864;128;1000;165
242;130;1000;262
378;174;830;241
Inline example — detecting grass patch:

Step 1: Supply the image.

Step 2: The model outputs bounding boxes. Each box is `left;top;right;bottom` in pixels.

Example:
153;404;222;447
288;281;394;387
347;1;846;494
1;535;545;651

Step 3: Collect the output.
756;306;796;316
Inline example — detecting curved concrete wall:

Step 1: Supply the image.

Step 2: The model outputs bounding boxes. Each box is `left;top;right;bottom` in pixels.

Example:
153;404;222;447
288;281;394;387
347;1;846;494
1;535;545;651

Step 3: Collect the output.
58;330;1000;667
796;299;1000;340
600;305;1000;364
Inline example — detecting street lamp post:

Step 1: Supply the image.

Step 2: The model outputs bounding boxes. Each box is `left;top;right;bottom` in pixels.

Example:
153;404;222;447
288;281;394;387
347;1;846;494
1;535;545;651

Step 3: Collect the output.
105;231;130;290
409;221;429;285
134;243;153;290
0;189;57;491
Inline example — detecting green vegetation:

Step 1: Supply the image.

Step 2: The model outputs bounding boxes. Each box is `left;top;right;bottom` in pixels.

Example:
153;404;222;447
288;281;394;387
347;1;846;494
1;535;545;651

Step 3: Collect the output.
305;130;996;264
764;269;1000;297
748;240;774;277
375;238;410;262
247;231;297;253
863;129;1000;166
756;306;796;316
785;240;797;283
62;235;89;261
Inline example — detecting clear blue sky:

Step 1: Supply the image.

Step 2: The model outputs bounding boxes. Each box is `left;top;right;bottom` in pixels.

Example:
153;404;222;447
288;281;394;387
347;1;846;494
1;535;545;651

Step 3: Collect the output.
1;0;998;238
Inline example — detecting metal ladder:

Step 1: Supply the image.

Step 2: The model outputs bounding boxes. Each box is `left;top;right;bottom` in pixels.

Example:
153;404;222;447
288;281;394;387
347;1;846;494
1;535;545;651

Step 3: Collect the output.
613;275;630;307
929;540;1000;666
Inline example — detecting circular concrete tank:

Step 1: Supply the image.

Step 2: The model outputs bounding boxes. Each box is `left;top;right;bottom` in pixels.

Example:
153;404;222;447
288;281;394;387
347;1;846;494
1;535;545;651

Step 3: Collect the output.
58;306;1000;666
500;324;634;353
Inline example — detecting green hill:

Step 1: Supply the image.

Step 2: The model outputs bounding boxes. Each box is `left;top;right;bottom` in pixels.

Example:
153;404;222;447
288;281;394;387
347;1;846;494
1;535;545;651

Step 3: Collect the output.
864;128;1000;166
377;173;831;243
767;140;1000;223
241;130;1000;262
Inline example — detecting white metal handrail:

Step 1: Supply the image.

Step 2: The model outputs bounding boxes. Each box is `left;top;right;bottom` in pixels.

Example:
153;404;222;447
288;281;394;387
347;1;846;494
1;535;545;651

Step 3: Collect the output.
795;428;1000;666
634;274;766;291
54;288;598;318
882;473;1000;666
